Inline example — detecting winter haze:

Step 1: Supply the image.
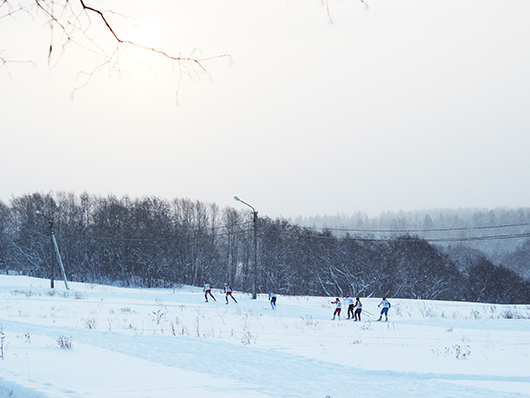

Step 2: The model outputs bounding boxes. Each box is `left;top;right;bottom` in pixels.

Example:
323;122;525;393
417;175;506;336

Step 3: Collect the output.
2;0;530;218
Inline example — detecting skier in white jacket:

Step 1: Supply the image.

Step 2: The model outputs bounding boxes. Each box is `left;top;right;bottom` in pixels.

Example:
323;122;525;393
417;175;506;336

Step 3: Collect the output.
331;298;341;320
224;284;238;304
377;297;391;321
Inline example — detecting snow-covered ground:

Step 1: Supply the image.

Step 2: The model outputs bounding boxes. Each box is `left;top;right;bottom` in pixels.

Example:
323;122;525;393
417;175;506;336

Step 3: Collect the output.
0;275;529;398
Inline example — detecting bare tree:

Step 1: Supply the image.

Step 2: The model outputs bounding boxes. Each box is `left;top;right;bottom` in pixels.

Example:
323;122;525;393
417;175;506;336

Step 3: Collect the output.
0;0;229;97
1;0;371;86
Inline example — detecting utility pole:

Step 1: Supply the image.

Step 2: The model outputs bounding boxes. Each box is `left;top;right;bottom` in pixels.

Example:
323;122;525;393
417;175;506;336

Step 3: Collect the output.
36;210;70;290
234;196;258;299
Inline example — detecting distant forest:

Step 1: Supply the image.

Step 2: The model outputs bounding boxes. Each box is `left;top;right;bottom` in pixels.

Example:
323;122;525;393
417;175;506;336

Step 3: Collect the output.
1;192;529;304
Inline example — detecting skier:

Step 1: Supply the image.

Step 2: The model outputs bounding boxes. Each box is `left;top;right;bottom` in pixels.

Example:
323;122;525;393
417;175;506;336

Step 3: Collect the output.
377;297;391;321
331;298;341;320
354;297;363;321
345;294;355;319
203;281;216;302
268;290;277;309
224;283;238;304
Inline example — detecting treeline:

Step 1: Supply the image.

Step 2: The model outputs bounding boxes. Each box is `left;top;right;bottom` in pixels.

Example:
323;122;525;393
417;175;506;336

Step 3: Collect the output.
0;192;529;304
295;208;530;261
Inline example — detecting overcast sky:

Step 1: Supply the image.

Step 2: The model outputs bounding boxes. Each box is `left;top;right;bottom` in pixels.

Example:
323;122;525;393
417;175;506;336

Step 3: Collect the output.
1;0;530;219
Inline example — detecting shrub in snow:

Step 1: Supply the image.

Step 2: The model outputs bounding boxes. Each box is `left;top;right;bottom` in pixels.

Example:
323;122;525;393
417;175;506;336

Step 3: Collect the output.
72;291;87;300
84;318;97;329
150;309;166;325
301;314;319;327
241;331;255;345
0;330;7;359
450;344;471;359
10;289;39;298
430;345;471;360
57;336;73;349
500;308;529;319
469;310;481;320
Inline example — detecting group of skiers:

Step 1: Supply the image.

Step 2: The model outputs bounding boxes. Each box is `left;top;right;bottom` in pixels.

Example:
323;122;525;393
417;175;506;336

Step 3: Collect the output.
330;296;391;321
203;282;238;304
203;282;277;308
203;282;392;321
331;294;362;321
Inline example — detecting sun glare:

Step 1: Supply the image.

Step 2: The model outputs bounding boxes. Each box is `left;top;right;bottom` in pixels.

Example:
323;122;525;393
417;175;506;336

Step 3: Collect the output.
126;20;160;48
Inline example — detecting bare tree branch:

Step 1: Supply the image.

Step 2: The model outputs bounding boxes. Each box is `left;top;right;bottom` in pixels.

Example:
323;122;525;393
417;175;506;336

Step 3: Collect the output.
1;0;230;96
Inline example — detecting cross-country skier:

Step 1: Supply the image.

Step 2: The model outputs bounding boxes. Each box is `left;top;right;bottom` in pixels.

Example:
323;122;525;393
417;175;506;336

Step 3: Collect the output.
331;298;341;320
268;290;277;309
354;297;363;321
345;294;355;319
377;297;391;321
203;281;216;302
224;283;238;304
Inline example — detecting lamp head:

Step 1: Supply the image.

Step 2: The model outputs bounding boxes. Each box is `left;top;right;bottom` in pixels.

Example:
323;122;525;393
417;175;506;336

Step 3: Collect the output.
234;196;241;202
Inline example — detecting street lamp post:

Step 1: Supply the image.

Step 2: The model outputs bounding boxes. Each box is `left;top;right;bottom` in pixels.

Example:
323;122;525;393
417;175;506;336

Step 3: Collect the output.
36;210;70;290
234;196;258;299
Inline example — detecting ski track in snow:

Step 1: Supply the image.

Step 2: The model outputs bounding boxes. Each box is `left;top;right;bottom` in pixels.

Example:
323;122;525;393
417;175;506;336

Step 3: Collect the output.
4;318;528;398
1;276;530;398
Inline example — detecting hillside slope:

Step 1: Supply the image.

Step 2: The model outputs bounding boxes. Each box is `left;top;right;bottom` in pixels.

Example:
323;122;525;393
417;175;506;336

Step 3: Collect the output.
1;276;529;397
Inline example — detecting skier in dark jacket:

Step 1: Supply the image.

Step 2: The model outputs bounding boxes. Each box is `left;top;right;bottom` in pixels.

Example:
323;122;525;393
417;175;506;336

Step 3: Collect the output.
345;294;355;319
354;297;363;321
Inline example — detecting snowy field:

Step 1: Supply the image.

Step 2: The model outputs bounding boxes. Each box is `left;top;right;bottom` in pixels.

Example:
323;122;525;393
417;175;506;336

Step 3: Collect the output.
0;275;529;398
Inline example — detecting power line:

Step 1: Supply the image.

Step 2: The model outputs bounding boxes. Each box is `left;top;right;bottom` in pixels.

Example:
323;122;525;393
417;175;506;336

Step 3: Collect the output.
50;219;530;244
275;227;530;243
424;232;530;243
303;222;530;234
292;232;530;243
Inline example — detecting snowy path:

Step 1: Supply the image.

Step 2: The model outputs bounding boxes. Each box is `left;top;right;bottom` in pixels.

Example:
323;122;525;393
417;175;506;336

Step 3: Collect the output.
2;318;529;398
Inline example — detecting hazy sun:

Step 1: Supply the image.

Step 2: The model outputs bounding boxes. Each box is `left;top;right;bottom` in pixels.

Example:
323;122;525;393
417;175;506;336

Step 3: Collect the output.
126;20;160;48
